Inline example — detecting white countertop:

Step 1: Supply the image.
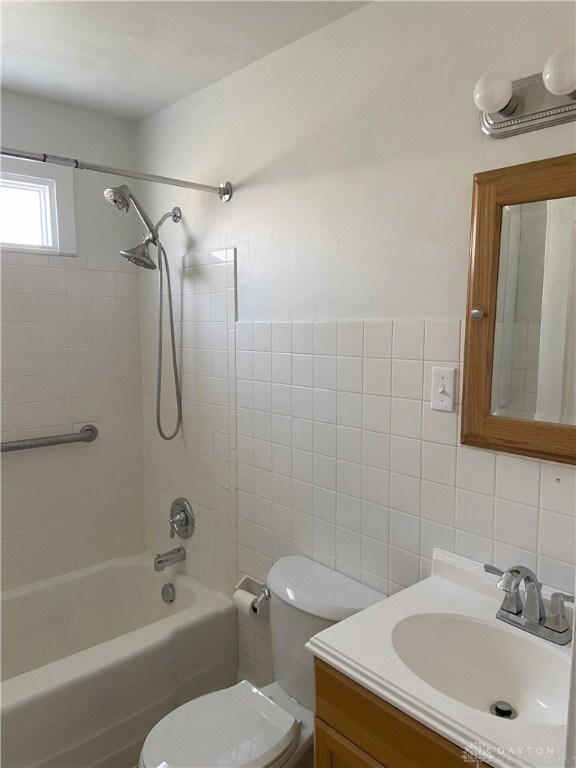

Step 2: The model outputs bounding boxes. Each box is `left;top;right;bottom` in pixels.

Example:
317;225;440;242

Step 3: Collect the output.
307;550;572;768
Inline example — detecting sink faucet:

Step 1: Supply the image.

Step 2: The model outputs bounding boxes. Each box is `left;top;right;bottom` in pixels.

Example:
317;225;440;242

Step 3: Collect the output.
484;564;573;646
154;546;186;572
497;565;546;623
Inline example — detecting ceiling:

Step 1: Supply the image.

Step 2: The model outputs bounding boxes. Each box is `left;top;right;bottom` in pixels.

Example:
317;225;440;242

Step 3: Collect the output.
1;1;368;121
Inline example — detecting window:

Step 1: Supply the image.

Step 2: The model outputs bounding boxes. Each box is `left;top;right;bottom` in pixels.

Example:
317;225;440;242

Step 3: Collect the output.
0;158;76;256
0;173;58;252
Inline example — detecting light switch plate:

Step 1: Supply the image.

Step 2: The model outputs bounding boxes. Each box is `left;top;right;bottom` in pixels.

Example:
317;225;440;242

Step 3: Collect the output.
431;366;456;412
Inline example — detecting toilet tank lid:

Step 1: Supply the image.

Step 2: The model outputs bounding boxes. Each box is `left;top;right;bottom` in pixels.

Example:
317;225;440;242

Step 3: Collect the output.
267;556;383;621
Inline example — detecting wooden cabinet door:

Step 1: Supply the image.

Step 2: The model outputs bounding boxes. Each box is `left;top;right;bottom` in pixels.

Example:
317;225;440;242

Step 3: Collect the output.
315;659;489;768
315;718;385;768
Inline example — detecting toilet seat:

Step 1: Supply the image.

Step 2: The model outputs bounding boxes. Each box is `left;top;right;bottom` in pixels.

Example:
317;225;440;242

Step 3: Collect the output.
139;681;300;768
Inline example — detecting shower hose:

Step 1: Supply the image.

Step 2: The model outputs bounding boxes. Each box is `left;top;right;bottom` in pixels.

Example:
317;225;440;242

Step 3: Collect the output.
155;239;182;440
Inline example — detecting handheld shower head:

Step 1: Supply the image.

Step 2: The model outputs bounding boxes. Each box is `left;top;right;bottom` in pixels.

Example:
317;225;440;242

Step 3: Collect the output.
104;185;131;212
103;183;158;241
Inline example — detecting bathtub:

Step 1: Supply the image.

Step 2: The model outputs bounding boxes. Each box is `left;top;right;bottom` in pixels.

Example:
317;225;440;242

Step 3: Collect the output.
1;553;237;768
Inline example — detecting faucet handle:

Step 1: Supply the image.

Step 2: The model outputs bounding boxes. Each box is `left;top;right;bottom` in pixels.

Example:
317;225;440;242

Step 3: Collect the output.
484;564;504;577
169;498;195;539
545;592;575;634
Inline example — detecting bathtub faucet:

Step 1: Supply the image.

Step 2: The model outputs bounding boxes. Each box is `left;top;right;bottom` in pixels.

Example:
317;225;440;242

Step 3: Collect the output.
154;547;186;572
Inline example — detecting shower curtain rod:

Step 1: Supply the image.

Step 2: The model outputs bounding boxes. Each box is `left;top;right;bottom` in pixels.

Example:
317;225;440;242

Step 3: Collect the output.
0;147;232;201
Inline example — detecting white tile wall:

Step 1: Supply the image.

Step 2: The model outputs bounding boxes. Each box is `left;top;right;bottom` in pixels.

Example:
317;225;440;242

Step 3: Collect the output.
233;318;576;682
140;249;236;596
1;255;145;589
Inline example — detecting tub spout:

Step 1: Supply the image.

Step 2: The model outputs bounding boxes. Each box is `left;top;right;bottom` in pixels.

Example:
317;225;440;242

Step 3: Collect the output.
154;547;186;572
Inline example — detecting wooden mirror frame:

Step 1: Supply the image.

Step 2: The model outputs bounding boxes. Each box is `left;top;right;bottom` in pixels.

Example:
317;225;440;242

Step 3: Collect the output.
461;153;576;466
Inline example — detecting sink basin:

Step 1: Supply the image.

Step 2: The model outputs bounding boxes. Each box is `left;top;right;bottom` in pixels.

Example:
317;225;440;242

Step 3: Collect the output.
391;612;570;725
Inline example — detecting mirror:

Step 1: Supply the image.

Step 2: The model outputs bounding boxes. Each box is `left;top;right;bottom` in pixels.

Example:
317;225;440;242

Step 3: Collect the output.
462;154;576;465
492;198;576;424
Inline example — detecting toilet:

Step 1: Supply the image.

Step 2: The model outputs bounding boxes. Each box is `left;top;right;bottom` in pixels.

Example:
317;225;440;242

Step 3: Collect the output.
139;556;383;768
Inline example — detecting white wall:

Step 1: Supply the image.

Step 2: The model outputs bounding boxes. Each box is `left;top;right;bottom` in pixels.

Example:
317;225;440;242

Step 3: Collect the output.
136;1;576;321
1;92;147;588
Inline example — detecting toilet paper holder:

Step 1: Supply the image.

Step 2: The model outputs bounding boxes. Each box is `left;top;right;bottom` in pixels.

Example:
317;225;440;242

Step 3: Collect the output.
234;575;271;618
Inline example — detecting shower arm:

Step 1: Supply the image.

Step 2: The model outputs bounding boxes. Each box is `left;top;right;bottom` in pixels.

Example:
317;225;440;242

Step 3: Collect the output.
1;147;233;202
155;208;182;230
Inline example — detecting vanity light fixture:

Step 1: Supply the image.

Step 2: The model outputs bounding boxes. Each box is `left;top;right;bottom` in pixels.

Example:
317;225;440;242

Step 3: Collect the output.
473;49;576;138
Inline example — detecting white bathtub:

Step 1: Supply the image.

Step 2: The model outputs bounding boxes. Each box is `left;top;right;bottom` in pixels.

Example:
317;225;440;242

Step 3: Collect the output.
1;554;237;768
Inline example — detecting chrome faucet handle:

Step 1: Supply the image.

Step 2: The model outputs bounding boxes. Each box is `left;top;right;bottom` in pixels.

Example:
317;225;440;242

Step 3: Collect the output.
484;563;523;615
545;592;575;634
169;513;183;539
484;564;504;577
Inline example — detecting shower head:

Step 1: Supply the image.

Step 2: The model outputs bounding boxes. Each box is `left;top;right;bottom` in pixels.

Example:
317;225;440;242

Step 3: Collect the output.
104;184;181;268
120;240;157;270
104;185;131;213
103;183;158;241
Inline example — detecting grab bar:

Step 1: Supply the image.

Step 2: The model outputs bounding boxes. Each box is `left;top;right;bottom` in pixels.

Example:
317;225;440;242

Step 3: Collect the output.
0;424;98;453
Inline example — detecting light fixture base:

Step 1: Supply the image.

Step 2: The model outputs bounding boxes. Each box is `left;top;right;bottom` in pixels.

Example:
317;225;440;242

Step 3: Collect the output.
480;74;576;139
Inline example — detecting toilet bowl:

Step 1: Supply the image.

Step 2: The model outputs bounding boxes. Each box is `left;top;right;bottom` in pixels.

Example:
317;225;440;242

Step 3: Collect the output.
139;556;382;768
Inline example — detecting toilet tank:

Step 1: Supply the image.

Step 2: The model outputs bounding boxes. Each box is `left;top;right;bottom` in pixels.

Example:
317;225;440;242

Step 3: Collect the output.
267;556;383;710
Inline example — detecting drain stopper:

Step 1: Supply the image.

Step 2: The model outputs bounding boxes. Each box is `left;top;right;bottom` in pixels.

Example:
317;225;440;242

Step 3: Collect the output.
490;700;517;719
162;582;176;603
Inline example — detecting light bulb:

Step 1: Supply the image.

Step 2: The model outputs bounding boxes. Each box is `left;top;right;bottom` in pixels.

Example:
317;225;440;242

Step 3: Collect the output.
543;49;576;96
473;72;514;114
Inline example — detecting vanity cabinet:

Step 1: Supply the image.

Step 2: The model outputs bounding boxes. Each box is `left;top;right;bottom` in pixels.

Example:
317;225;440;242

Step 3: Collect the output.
314;658;489;768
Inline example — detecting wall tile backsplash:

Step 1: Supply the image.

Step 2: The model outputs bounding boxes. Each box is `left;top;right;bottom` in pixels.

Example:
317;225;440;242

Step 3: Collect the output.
234;318;575;683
